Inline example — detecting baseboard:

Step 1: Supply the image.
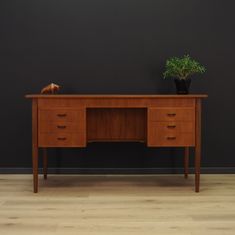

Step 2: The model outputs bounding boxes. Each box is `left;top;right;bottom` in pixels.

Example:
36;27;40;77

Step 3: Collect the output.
0;167;235;174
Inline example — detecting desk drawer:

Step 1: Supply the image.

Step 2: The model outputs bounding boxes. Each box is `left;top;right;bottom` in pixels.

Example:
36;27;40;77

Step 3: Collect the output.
38;133;85;147
152;122;195;133
148;108;195;122
151;133;194;147
39;121;80;133
39;109;84;122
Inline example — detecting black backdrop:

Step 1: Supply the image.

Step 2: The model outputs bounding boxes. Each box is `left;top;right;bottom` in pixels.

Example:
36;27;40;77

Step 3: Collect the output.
1;0;235;173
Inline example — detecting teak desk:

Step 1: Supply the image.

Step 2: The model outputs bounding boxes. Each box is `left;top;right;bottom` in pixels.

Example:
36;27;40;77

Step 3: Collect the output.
26;94;207;193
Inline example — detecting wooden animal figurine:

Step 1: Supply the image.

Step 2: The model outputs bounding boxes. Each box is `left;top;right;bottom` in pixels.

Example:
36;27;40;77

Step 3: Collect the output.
41;83;60;94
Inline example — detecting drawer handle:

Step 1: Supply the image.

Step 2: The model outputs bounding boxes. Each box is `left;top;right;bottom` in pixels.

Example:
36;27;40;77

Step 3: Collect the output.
57;125;66;129
167;113;176;117
167;136;176;140
57;114;67;117
167;125;176;129
57;137;67;141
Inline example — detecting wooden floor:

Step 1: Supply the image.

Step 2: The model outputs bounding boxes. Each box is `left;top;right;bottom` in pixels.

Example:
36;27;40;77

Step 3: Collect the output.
0;174;235;235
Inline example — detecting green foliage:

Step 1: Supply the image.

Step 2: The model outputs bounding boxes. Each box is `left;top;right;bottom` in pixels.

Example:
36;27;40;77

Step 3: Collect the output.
163;55;206;80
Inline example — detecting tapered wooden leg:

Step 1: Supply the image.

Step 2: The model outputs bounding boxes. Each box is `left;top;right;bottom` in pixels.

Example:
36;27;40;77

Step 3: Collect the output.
43;148;47;180
32;99;38;193
32;146;38;193
195;145;201;193
195;99;202;193
184;147;189;178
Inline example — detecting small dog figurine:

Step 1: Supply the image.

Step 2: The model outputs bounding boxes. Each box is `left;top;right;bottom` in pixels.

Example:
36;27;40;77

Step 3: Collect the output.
41;83;60;94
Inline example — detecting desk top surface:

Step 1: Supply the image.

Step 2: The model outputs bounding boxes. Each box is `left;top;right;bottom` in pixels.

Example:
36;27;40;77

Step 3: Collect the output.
26;94;208;99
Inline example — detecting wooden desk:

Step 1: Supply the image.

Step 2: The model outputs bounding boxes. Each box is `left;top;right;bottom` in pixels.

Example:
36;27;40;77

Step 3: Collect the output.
26;94;207;193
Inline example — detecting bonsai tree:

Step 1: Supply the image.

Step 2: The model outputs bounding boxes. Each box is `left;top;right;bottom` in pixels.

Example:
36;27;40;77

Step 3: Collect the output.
163;55;206;94
163;55;205;80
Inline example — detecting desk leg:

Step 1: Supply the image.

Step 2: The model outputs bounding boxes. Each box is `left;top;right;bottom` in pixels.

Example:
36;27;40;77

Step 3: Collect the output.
32;146;38;193
184;147;189;179
195;99;201;193
32;99;38;193
43;148;47;180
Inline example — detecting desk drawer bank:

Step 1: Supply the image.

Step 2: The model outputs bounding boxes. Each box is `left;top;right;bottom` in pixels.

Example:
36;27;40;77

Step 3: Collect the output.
26;94;207;193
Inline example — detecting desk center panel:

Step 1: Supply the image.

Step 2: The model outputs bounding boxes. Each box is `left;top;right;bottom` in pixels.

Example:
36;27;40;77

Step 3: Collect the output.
86;108;147;143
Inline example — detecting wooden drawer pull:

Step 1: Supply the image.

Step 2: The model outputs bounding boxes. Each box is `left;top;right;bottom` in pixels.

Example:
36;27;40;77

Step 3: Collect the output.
57;125;67;129
167;136;176;140
57;114;67;117
167;125;176;128
57;137;67;141
167;113;176;117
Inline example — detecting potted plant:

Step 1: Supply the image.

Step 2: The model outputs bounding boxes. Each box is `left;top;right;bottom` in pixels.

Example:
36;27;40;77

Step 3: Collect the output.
163;55;206;94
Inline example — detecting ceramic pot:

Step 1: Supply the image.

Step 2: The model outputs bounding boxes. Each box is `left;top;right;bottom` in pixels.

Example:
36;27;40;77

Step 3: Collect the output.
174;78;191;94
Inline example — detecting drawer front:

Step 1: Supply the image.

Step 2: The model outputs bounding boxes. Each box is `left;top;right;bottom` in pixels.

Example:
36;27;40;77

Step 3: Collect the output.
152;122;195;133
148;108;195;122
148;122;195;147
39;121;80;133
149;98;195;107
38;133;85;147
149;133;194;147
39;109;84;122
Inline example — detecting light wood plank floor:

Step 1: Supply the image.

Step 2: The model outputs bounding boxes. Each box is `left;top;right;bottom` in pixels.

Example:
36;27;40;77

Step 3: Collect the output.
0;174;235;235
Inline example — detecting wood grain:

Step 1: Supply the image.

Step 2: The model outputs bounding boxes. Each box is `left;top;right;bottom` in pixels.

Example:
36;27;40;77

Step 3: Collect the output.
147;124;194;147
148;108;195;122
87;108;146;142
38;108;86;147
148;121;195;133
42;148;47;180
36;97;197;108
147;105;196;147
39;109;84;122
39;133;86;147
184;147;189;178
39;121;81;133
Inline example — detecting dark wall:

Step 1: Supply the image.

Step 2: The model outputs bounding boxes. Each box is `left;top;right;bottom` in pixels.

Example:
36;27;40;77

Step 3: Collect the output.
1;0;235;171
